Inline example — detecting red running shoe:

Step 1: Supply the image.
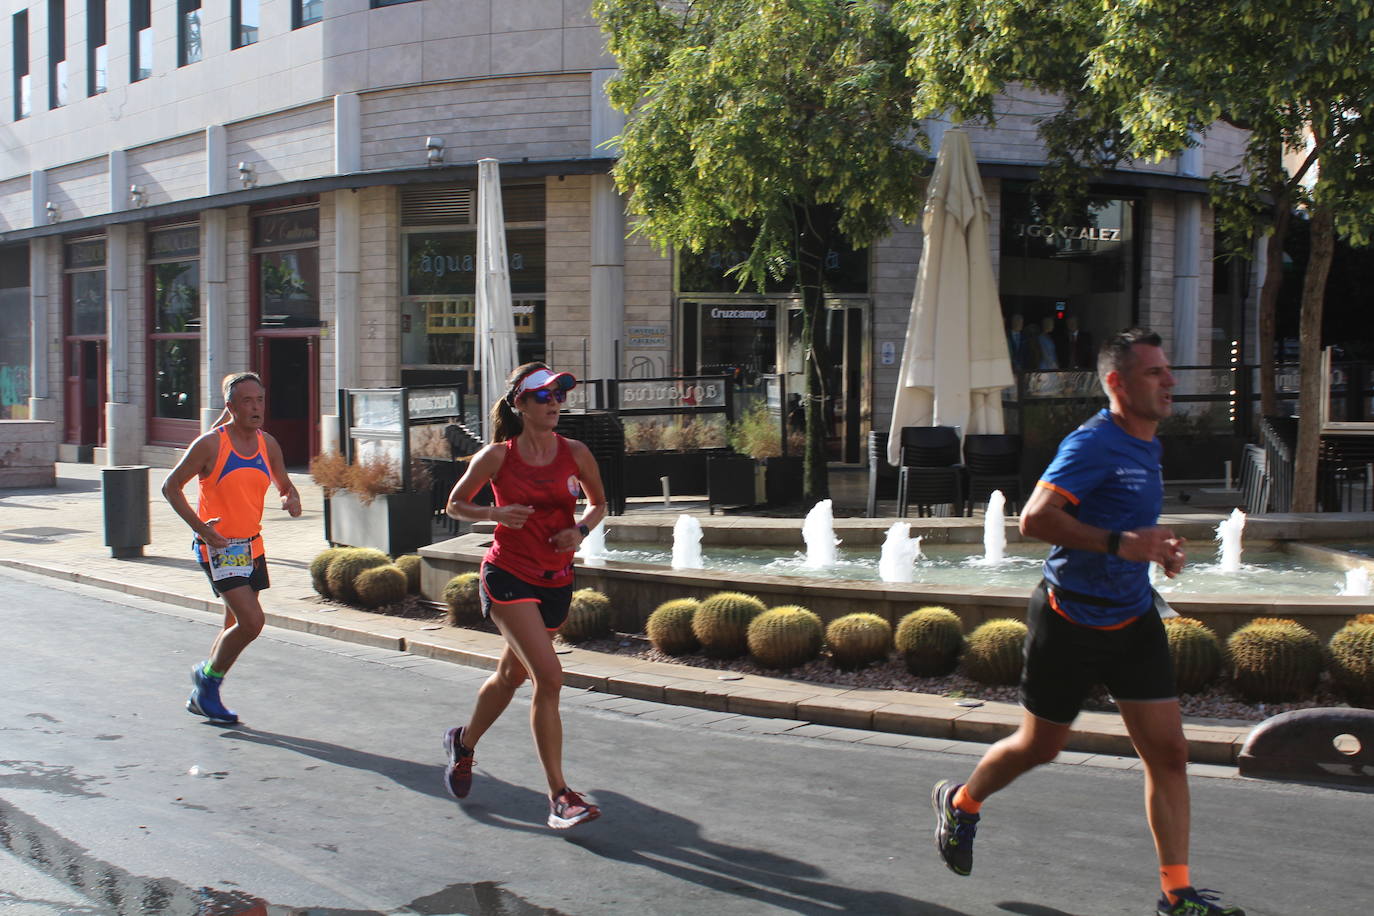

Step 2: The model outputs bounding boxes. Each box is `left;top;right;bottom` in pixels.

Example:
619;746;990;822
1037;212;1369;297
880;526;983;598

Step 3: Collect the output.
442;727;475;799
547;787;600;829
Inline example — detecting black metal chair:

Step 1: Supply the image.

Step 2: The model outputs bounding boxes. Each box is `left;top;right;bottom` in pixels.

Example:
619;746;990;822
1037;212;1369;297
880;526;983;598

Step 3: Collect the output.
963;434;1023;515
896;426;965;517
866;430;898;517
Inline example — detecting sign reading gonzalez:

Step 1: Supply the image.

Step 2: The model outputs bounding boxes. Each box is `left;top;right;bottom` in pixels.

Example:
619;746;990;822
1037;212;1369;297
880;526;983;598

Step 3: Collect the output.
617;379;726;411
407;387;462;420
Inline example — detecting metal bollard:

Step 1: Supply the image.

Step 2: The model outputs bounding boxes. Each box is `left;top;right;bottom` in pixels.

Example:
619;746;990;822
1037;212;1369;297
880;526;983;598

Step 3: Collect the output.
102;465;151;558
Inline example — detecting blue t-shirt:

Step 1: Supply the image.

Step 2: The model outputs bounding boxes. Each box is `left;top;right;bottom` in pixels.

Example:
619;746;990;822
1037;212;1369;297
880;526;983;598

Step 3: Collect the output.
1038;409;1163;627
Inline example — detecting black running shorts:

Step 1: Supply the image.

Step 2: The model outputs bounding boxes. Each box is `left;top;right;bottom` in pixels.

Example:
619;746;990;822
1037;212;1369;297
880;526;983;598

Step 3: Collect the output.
479;562;573;631
1020;580;1176;724
198;555;271;597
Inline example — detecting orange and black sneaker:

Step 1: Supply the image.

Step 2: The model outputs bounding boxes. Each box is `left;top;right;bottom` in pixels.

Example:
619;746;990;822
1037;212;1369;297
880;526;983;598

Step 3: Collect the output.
1156;887;1245;915
547;787;600;829
442;727;475;799
931;779;979;876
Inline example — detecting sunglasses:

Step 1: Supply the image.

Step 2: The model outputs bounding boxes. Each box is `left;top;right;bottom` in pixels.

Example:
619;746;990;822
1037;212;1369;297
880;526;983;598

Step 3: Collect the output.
525;387;568;405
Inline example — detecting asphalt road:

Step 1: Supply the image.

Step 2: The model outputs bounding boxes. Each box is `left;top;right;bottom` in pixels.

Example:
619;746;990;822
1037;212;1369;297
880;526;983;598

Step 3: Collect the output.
1;568;1368;916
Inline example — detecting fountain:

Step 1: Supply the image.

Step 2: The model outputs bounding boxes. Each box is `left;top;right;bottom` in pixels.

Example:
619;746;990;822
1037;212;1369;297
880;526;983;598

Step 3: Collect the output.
1215;508;1246;573
1342;568;1372;597
878;522;923;583
969;490;1007;566
802;499;840;569
576;520;608;565
671;514;704;570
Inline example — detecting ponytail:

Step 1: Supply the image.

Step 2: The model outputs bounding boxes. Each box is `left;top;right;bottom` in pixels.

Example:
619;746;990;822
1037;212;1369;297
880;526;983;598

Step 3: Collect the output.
488;361;551;443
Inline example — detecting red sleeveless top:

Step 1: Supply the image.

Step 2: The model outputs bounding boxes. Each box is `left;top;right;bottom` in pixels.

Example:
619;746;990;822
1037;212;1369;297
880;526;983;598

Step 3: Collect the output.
483;434;582;587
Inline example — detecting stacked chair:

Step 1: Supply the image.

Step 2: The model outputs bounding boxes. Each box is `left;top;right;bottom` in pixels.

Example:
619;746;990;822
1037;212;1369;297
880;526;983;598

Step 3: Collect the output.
963;434;1024;515
895;426;965;517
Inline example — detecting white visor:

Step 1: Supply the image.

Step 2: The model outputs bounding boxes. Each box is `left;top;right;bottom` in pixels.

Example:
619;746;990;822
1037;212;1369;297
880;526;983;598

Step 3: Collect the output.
514;368;576;397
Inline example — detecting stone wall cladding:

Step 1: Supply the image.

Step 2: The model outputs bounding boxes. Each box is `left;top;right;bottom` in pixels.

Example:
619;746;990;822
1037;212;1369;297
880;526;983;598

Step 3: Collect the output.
128;133;207;207
869;216;923;432
0;420;59;487
226;207;252;377
544;175;592;372
226;103;335;189
0;175;31;231
48;157;109;222
357;188;399;389
622;222;673;379
359;75;592;171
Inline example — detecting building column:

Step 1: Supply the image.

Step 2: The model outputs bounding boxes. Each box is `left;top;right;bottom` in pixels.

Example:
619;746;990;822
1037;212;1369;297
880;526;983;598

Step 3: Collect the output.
27;235;55;421
104;224;139;464
1172;135;1204;366
324;189;361;454
589;175;625;381
201;209;229;430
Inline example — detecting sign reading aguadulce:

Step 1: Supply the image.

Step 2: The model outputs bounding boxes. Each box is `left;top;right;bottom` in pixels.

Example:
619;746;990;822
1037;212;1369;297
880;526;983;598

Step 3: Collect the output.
616;377;728;413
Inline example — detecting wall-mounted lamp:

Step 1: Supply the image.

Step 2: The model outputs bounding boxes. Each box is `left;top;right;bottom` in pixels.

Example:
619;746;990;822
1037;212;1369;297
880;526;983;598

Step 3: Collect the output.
129;184;145;208
45;201;59;223
238;161;255;189
425;136;444;166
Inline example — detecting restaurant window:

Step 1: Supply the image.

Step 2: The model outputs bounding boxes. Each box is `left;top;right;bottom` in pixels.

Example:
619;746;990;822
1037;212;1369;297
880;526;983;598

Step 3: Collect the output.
147;225;201;441
0;244;29;420
400;185;546;370
48;0;68;108
130;0;152;81
12;11;29;120
87;0;106;95
252;207;320;328
677;224;868;295
231;0;259;49
999;184;1139;373
66;238;107;336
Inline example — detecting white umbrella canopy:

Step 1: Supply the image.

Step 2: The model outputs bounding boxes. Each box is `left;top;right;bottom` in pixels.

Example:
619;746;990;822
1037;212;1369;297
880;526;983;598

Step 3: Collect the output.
475;158;521;439
888;129;1014;466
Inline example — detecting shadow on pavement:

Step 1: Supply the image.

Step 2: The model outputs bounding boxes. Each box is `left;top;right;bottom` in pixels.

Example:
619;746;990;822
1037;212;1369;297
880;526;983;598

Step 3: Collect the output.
997;903;1086;916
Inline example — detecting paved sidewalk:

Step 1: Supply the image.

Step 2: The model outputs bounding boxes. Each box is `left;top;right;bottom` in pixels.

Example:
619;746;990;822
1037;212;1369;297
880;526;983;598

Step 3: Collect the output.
0;462;1253;767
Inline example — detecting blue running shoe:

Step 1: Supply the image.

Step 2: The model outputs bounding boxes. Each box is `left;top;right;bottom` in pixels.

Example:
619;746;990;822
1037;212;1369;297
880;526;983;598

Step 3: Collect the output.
187;663;238;725
1157;887;1245;915
931;779;979;876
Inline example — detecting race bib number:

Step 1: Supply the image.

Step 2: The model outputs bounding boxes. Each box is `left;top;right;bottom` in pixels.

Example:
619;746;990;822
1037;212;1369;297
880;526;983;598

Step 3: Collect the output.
208;538;255;581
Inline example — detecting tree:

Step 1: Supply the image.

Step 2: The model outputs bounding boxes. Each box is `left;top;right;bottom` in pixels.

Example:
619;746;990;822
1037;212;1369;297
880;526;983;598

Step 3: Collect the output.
895;0;1374;511
593;0;928;501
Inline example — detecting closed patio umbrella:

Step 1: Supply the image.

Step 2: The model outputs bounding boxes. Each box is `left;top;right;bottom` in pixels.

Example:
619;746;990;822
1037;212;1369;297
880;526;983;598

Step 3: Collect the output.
475;157;520;439
888;130;1014;466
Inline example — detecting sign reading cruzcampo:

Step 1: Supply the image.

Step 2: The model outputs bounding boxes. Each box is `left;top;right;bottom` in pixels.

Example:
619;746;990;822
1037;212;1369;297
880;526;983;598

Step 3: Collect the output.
617;378;727;411
407;387;462;420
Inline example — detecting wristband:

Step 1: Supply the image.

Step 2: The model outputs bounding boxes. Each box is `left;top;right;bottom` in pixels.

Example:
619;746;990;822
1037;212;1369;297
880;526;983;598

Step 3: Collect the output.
1106;531;1122;556
577;523;590;537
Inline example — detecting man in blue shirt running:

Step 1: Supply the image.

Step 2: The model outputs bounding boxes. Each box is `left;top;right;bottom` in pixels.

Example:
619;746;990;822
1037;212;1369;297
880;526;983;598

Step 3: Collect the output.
930;328;1244;916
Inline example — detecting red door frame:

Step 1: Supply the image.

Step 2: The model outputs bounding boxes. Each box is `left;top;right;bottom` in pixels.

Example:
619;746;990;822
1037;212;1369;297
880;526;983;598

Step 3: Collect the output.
62;267;108;447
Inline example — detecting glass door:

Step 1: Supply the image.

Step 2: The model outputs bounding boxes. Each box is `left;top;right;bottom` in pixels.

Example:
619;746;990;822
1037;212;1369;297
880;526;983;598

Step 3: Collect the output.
784;300;869;464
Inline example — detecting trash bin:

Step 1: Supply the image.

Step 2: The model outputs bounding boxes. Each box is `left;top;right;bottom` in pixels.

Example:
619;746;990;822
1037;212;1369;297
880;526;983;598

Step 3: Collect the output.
103;465;151;558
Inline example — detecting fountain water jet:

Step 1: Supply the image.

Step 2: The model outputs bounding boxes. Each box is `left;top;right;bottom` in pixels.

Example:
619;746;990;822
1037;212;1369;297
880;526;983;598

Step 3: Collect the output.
1215;508;1246;573
979;490;1007;564
671;515;704;569
802;499;840;568
878;522;923;583
1342;567;1371;597
576;520;608;565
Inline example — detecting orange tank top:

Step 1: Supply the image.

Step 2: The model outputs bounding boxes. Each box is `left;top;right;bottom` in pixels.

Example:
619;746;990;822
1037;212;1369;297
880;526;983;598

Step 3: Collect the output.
196;426;272;559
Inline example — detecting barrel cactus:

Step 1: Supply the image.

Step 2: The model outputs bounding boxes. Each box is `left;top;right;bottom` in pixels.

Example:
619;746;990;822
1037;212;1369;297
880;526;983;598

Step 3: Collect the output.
1164;617;1223;694
692;592;767;658
646;598;701;656
442;572;482;627
559;588;612;642
894;607;965;677
1328;617;1374;707
394;554;423;594
825;613;893;671
353;564;408;609
324;548;392;605
747;606;823;670
1226;617;1325;703
310;547;348;598
962;618;1027;686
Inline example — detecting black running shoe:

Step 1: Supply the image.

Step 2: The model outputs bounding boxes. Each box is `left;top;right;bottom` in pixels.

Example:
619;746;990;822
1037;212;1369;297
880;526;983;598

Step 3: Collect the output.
931;779;979;876
547;787;600;830
1156;887;1245;915
442;727;475;799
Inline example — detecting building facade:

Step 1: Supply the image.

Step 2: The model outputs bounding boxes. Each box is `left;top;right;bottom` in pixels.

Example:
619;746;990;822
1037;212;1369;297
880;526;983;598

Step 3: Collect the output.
0;0;1254;467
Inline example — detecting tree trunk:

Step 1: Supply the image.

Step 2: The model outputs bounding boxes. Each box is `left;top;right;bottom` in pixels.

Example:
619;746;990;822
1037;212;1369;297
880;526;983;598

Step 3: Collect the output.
1256;205;1289;418
1290;201;1334;512
798;270;830;502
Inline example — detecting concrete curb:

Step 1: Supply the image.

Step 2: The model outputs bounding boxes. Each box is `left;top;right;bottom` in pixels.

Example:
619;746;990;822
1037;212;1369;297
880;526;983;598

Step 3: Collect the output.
1;557;1250;766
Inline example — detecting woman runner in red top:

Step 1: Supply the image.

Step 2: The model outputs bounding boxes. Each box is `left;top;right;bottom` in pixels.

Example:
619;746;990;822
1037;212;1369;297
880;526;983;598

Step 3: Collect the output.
443;362;608;829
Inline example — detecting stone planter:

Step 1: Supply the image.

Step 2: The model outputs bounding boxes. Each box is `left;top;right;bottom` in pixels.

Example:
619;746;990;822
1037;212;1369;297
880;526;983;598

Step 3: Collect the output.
762;456;804;507
324;490;433;557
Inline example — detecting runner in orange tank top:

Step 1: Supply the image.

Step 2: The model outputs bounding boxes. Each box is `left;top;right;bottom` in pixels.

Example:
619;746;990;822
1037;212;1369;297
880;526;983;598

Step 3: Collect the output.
442;362;608;829
163;372;301;725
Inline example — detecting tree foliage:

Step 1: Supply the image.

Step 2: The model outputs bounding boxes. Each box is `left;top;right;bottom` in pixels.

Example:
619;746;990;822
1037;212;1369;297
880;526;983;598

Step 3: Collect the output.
594;0;929;499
